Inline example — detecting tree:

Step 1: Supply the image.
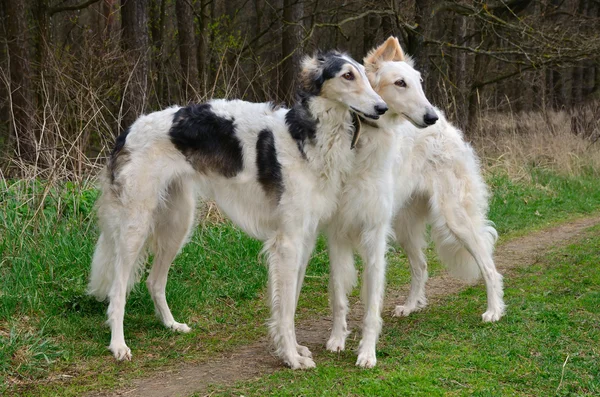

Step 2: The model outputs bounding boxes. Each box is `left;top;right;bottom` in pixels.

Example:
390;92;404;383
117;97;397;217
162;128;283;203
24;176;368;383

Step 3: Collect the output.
2;0;36;161
176;0;200;99
121;0;150;129
279;0;304;102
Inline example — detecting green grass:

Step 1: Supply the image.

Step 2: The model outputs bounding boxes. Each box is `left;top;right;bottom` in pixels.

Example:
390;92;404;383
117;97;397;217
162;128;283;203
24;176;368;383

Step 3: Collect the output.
206;226;600;396
488;169;600;237
1;168;600;395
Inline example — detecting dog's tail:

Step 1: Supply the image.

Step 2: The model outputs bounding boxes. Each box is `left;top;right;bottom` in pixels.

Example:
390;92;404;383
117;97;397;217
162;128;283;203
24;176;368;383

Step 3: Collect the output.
87;174;118;301
87;182;150;300
431;221;498;283
88;231;115;301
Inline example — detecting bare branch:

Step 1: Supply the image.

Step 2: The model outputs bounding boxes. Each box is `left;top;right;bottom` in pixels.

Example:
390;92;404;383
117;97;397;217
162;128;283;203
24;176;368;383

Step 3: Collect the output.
48;0;101;16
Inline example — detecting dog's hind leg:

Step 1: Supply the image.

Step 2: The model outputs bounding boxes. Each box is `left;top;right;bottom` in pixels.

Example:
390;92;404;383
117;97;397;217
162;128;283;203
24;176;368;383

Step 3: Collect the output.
393;196;429;317
147;179;195;333
107;206;154;361
432;201;505;322
325;229;356;353
356;225;389;368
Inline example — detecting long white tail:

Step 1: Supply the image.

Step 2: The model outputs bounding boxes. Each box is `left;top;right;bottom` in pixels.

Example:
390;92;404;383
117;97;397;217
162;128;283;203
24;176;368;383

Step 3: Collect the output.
431;221;498;283
88;231;116;301
87;176;149;301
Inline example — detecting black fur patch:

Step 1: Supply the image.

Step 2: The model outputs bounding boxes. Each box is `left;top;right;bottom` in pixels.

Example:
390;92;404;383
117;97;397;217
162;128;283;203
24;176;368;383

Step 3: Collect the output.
256;129;284;201
169;104;243;177
108;127;131;184
304;51;349;95
285;103;317;158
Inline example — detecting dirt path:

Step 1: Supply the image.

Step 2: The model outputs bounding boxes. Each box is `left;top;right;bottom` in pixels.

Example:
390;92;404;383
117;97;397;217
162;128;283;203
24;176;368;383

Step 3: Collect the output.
95;215;600;397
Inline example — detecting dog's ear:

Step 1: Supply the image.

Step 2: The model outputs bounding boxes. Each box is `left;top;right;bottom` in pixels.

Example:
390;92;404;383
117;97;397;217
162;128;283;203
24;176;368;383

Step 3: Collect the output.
364;36;405;72
299;54;324;95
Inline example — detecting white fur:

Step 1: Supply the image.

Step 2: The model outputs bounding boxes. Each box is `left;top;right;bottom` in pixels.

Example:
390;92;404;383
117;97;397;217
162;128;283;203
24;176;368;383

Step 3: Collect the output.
88;52;387;369
325;53;437;368
325;122;396;368
326;47;505;368
391;112;505;322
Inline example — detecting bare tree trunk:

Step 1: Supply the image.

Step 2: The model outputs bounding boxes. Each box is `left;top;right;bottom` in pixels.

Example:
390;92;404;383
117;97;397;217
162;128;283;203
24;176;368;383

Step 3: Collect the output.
467;55;483;136
453;14;468;130
552;70;564;110
572;66;584;106
150;0;165;104
363;13;380;57
207;0;218;90
411;0;433;93
197;0;210;94
121;0;150;129
279;0;303;102
176;0;199;100
3;0;36;161
0;0;8;153
102;0;120;40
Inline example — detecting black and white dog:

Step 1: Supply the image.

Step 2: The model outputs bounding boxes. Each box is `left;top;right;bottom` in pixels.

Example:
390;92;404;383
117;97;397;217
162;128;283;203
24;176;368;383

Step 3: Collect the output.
88;51;387;369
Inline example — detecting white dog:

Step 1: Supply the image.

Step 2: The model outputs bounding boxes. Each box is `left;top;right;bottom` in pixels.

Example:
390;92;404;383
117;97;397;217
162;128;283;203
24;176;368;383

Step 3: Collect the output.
326;37;505;366
392;111;505;322
88;50;388;369
326;37;438;368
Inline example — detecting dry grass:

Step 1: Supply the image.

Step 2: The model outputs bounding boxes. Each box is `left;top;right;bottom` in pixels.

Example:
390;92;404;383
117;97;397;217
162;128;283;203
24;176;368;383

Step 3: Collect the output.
2;38;598;197
474;104;600;180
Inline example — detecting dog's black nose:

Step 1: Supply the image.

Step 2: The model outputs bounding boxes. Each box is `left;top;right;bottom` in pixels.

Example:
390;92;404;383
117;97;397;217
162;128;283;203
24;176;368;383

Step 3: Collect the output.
423;112;438;126
375;103;388;115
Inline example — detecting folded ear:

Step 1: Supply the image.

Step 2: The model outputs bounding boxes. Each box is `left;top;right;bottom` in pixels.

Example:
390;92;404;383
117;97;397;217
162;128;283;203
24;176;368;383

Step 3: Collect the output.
299;54;324;95
364;36;405;71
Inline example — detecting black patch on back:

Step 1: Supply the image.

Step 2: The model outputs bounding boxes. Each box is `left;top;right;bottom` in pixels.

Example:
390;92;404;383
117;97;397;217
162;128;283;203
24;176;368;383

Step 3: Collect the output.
108;127;131;184
285;102;317;158
256;129;284;201
169;104;243;177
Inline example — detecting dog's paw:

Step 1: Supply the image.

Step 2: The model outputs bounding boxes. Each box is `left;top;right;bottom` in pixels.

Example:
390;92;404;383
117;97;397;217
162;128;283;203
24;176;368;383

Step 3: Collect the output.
393;299;427;317
170;322;191;333
109;343;132;361
482;309;504;323
393;305;417;317
326;335;346;352
296;344;313;358
356;350;377;369
286;354;316;370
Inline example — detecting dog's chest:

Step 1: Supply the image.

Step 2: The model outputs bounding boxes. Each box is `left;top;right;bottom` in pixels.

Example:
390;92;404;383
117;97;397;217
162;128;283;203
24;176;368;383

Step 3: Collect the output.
335;130;396;229
308;125;355;192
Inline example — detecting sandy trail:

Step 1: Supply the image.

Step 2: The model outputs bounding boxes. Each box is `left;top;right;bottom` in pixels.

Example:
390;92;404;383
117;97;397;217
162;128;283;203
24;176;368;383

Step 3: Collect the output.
92;215;600;397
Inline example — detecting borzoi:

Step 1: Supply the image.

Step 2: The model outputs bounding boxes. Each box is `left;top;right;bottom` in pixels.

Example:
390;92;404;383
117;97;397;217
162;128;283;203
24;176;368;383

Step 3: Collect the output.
326;37;505;367
88;51;387;369
325;37;438;368
391;112;505;322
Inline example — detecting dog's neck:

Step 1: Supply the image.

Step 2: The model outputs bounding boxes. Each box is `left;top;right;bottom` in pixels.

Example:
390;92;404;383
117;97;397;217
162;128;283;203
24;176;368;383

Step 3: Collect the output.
297;94;356;189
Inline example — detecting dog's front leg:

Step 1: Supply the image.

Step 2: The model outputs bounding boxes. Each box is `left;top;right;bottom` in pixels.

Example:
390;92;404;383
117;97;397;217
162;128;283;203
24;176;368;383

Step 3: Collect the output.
266;232;316;369
356;226;389;368
325;229;356;353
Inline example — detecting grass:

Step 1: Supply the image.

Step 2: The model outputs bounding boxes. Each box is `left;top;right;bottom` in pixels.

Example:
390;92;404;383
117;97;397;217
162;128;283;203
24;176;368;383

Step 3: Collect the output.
1;167;600;396
487;169;600;237
207;225;600;396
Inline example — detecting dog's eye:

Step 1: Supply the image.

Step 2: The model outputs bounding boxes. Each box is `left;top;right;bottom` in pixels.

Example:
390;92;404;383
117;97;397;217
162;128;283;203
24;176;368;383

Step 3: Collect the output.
342;72;355;81
395;79;407;88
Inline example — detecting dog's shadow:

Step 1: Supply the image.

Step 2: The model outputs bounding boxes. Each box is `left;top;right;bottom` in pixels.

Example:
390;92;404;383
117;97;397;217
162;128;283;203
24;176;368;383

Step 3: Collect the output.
63;293;105;316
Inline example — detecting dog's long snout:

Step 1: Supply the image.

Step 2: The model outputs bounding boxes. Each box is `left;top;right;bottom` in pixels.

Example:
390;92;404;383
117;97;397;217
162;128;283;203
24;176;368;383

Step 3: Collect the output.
374;103;388;115
423;110;438;126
